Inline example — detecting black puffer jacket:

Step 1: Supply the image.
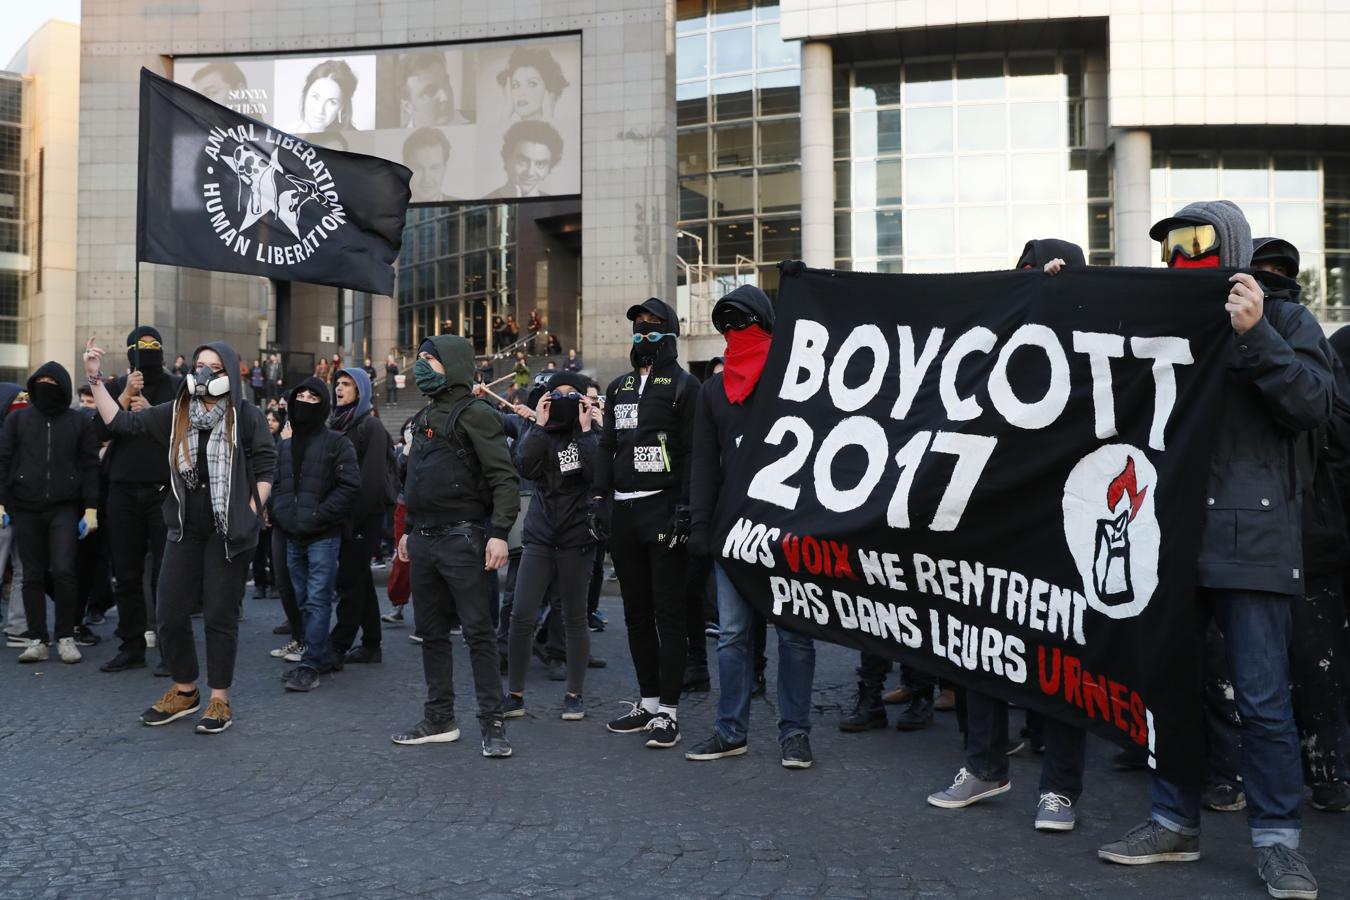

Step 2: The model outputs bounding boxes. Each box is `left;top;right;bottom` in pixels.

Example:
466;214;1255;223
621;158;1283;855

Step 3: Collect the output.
271;379;360;542
517;423;599;548
0;362;100;513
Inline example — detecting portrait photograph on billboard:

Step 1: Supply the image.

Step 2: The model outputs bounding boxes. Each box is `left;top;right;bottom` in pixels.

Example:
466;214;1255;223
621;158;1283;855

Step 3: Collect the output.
173;34;581;206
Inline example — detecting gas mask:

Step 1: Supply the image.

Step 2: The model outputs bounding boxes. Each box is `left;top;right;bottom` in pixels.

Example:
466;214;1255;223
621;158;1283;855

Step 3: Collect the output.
186;365;230;398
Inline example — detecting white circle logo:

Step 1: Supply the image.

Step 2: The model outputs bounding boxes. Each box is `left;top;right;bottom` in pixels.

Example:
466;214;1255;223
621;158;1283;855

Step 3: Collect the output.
1062;443;1160;620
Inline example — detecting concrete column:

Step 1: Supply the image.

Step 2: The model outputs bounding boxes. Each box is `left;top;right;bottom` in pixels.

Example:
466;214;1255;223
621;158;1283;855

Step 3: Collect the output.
1114;129;1153;267
800;41;835;269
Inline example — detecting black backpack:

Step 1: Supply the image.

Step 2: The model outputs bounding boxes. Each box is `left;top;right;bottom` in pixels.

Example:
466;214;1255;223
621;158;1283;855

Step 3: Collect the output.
412;396;492;507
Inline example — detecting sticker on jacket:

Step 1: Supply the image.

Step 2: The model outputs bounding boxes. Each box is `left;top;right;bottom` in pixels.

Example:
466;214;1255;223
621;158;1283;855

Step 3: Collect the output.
557;443;580;473
634;445;667;473
614;403;639;430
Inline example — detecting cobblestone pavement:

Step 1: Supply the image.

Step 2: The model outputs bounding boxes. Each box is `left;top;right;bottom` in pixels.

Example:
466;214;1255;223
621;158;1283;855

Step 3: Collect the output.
1;581;1346;900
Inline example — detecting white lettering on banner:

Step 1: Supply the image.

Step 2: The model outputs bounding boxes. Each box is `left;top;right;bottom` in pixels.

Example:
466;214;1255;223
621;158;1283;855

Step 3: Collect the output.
986;324;1071;429
889;325;945;420
614;402;638;430
828;325;889;412
1072;331;1125;439
557;443;580;473
779;319;830;402
1130;336;1193;452
939;327;996;421
633;446;665;473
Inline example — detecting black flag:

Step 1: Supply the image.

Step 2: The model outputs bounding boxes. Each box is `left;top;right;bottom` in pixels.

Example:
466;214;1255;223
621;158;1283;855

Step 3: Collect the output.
716;264;1237;783
136;67;411;295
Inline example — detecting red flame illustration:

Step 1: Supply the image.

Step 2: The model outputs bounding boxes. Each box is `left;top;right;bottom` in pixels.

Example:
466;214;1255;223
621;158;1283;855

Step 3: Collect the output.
1106;457;1147;523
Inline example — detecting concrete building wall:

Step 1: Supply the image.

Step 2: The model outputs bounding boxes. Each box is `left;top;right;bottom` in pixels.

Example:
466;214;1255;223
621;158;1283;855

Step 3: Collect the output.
779;1;1350;128
79;0;675;380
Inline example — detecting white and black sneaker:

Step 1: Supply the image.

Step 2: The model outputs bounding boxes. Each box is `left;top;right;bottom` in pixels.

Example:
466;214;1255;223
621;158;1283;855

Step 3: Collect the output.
606;702;658;734
481;719;513;758
644;714;681;749
391;718;460;746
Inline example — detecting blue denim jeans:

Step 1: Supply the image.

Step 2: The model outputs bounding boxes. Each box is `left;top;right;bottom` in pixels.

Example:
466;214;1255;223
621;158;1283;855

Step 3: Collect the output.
288;536;342;672
714;564;815;745
1151;589;1303;849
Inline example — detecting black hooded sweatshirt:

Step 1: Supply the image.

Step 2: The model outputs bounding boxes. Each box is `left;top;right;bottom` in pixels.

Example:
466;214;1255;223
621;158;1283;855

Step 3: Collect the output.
1015;239;1086;269
689;284;775;554
94;326;183;484
594;297;700;501
0;362;101;513
515;371;600;548
272;377;360;543
104;341;276;560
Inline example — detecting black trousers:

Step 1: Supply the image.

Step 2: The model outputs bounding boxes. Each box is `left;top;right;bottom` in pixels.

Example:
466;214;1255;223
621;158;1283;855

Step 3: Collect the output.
1292;574;1350;785
156;516;253;689
858;652;937;695
966;691;1087;800
75;525;112;623
609;494;688;707
410;526;503;724
253;525;272;588
14;505;79;641
587;541;606;615
273;526;302;637
106;482;169;655
685;552;712;670
331;513;384;654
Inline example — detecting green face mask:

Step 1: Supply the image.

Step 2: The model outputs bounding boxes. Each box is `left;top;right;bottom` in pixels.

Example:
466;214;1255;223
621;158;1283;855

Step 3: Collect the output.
414;357;447;395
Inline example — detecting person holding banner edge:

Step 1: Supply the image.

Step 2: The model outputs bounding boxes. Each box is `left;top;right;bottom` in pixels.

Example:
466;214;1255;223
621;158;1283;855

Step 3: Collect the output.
595;297;699;749
685;283;818;769
1097;201;1332;900
83;336;275;734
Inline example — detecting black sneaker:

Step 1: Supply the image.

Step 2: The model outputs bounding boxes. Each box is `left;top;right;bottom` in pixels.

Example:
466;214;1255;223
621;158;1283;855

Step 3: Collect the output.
141;687;200;726
100;651;146;673
85;612;107;626
685;732;748;761
546;658;566;681
586;655;607;669
781;733;813;769
391;718;460;745
894;695;934;732
1311;780;1350;812
252;585;267;600
195;697;233;734
682;664;711;693
503;693;526;718
152;660;172;678
644;714;680;749
561;694;585;720
607;703;658;734
272;621;292;635
72;625;100;647
283;666;320;692
481;719;513;758
344;645;383;664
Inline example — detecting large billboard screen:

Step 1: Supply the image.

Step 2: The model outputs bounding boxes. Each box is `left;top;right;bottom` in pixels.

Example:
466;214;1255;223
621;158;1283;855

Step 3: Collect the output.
174;35;580;205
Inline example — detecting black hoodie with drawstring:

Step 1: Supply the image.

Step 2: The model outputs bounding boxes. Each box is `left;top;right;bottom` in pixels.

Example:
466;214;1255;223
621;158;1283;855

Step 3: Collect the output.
271;377;360;543
104;341;276;560
94;326;183;484
0;362;100;513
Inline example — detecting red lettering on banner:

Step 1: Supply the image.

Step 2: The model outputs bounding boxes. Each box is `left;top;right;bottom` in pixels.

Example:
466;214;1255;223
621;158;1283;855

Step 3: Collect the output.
781;534;800;572
1037;645;1148;746
802;536;822;574
829;541;857;580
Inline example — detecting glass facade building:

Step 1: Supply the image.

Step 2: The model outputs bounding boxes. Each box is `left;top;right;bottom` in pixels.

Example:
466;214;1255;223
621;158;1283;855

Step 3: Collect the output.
0;72;26;384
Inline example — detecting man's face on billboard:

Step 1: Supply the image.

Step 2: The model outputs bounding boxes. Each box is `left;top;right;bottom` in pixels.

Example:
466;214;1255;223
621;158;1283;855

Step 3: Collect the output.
404;68;452;126
408;143;448;202
507;141;554;194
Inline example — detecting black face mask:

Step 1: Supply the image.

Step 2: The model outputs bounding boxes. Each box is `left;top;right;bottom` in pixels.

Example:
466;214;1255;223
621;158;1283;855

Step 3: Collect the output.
547;395;580;430
131;349;165;375
630;321;677;370
289;400;324;432
29;382;66;416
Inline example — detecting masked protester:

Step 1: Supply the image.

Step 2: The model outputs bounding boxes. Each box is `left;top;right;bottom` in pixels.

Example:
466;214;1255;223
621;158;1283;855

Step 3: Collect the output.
502;371;600;720
392;336;520;758
0;385;29;646
1248;237;1350;813
84;337;275;735
593;297;699;749
1097;202;1333;900
329;367;396;665
0;363;101;664
96;326;184;674
271;378;360;692
926;241;1090;832
682;284;818;769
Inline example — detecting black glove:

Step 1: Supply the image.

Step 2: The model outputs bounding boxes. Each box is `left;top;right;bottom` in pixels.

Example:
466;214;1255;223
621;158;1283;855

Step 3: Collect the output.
688;523;711;559
667;504;691;550
586;496;611;544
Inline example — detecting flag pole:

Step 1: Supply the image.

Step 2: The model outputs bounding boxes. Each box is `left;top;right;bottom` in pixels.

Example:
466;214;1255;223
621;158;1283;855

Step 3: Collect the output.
131;261;141;371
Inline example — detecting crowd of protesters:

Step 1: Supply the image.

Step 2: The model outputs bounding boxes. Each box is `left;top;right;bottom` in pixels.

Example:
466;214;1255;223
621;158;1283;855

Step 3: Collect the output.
2;200;1347;899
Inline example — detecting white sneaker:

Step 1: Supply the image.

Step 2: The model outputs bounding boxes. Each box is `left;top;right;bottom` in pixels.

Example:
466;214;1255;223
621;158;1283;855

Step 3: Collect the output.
5;632;26;648
18;638;48;663
284;643;305;663
144;630;157;649
57;637;82;664
270;639;302;660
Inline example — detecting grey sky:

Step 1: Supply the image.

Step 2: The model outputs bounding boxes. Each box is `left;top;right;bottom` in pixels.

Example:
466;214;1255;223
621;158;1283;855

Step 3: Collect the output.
2;3;81;71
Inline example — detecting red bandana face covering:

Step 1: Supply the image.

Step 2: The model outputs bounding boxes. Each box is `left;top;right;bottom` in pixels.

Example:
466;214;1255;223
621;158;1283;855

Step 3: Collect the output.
1171;252;1220;269
723;324;773;404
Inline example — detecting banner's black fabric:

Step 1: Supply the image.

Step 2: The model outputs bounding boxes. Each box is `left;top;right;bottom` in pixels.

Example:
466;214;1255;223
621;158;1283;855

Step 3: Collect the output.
715;265;1236;783
136;68;411;295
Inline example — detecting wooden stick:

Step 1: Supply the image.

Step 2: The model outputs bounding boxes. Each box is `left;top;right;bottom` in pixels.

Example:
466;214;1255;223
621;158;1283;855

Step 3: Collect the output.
484;371;515;389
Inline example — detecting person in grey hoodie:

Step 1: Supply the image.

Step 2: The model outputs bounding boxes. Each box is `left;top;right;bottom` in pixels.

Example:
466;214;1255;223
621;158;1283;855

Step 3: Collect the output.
84;336;275;736
1098;201;1332;900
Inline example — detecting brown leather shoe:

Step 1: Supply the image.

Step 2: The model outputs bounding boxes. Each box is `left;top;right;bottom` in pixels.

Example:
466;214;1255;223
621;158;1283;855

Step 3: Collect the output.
933;688;957;712
882;685;912;704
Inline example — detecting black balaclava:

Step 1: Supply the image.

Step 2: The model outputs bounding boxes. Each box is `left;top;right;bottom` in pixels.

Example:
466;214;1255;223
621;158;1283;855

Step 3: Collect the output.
627;297;680;370
27;361;72;417
1015;239;1086;270
287;377;331;485
127;325;166;379
544;371;587;431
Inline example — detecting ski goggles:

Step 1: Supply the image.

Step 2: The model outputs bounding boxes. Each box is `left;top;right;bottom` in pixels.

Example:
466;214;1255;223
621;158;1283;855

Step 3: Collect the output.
1160;224;1217;263
632;332;677;344
548;389;582;401
712;306;760;334
127;338;163;351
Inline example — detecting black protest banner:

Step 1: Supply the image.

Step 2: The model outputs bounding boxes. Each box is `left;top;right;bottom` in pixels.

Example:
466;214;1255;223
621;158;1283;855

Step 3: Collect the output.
136;68;411;295
715;265;1234;783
